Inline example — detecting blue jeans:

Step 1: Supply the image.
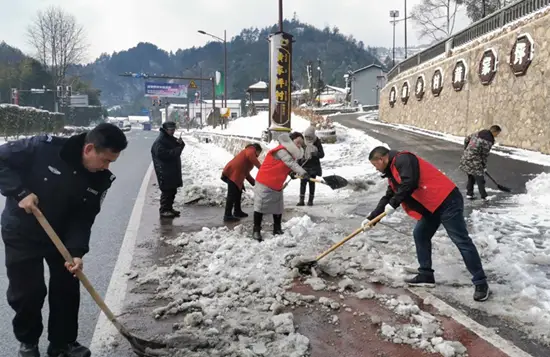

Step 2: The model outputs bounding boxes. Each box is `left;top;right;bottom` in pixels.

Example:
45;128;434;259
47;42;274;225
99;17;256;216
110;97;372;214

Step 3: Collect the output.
413;188;487;285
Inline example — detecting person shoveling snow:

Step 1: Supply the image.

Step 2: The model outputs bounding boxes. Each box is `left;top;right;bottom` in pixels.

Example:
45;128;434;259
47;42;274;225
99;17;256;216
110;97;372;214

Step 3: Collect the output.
364;146;490;302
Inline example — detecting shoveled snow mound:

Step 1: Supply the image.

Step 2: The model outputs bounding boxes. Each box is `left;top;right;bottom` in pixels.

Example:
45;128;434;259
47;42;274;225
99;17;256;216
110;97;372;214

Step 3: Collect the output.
176;136;254;207
201;112;311;138
135;215;328;356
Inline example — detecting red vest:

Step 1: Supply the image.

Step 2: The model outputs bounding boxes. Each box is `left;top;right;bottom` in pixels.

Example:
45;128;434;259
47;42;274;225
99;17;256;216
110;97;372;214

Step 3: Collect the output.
389;151;456;220
256;145;292;191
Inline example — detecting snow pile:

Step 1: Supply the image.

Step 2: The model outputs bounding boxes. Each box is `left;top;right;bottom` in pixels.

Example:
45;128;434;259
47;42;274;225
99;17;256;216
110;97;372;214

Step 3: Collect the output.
135;215;330;356
200;112;311;138
176;136;254;207
358;115;550;167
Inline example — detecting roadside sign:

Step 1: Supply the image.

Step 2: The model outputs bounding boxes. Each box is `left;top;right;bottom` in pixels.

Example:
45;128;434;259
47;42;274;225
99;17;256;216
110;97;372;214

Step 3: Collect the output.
189;80;198;89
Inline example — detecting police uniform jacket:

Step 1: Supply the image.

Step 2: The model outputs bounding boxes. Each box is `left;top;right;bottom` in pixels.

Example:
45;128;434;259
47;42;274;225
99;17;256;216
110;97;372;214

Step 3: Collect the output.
0;133;115;264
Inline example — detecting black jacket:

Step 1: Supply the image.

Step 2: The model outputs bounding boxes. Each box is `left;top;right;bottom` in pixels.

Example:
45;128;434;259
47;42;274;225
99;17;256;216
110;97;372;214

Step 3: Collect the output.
368;150;431;220
0;133;115;263
151;129;185;190
298;138;325;176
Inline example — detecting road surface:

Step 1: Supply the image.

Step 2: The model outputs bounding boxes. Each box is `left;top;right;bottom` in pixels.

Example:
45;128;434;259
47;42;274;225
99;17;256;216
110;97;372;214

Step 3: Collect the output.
0;129;156;355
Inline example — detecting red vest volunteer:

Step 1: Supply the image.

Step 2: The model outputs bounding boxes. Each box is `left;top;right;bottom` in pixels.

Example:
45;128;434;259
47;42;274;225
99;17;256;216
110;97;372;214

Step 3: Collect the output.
256;144;293;191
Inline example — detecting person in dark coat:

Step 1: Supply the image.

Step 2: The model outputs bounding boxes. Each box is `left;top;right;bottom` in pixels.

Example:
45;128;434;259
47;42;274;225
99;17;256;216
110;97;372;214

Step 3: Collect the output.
151;122;185;218
297;125;325;206
0;123;128;357
364;146;490;302
459;125;501;200
221;143;262;222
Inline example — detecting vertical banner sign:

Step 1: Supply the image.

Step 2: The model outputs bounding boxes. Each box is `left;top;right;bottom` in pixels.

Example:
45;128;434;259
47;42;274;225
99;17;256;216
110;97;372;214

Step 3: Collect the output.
215;71;225;96
269;32;293;130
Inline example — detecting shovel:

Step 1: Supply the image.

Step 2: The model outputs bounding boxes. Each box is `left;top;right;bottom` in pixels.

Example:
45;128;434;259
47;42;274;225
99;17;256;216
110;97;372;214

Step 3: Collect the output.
292;212;387;273
32;208;167;357
485;171;512;193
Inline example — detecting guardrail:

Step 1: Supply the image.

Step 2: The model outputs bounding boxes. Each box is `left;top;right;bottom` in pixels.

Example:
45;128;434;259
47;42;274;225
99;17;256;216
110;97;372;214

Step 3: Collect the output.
387;0;550;81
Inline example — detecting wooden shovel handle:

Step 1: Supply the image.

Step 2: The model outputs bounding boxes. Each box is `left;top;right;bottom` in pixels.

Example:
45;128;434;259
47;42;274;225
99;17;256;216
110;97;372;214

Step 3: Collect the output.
315;212;387;262
32;208;122;328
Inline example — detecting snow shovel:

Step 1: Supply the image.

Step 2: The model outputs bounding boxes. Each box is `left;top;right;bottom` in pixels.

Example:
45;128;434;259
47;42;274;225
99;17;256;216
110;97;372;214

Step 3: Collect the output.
32;208;167;357
292;212;387;274
298;174;349;190
485;171;512;193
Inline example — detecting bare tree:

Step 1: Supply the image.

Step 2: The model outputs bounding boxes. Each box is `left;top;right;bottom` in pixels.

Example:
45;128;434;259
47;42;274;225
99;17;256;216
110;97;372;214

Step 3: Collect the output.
27;6;87;86
411;0;465;42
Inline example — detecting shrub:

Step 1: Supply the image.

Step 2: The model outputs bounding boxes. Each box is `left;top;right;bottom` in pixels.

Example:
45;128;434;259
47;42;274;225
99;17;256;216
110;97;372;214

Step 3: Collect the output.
0;104;65;139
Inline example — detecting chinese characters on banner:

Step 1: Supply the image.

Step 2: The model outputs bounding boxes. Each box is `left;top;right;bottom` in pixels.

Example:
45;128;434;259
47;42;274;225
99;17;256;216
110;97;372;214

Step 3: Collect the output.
452;59;467;91
415;75;425;101
401;81;410;104
269;32;293;130
388;32;534;108
389;86;397;107
478;49;498;85
431;69;443;97
510;33;534;76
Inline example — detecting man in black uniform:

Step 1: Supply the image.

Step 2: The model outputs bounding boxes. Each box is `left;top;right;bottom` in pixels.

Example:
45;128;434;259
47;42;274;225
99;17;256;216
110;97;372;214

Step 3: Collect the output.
151;121;185;218
0;123;128;357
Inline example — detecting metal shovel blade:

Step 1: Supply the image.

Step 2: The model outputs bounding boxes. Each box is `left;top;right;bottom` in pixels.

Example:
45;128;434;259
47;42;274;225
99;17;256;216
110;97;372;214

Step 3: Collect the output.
321;175;348;190
121;328;168;357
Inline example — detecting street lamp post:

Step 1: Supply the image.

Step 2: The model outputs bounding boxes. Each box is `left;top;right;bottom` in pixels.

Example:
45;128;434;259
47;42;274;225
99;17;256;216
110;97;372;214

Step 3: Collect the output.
404;0;408;59
390;10;399;68
198;29;227;108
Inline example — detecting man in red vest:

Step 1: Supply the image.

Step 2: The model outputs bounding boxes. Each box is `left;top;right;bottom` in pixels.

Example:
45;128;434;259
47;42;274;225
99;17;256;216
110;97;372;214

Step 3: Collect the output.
364;146;489;302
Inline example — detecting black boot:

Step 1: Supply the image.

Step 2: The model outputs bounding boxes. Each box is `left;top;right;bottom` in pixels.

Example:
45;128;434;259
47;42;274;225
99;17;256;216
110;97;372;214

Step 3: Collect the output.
171;209;181;217
273;214;283;235
297;195;305;206
47;342;91;357
307;195;314;206
224;215;240;222
404;274;436;288
253;212;263;241
160;210;177;218
473;283;490;302
19;343;39;357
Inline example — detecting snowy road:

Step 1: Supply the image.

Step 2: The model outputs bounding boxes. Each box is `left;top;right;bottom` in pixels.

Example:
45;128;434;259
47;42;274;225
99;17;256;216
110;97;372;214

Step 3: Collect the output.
0;129;156;355
95;115;550;357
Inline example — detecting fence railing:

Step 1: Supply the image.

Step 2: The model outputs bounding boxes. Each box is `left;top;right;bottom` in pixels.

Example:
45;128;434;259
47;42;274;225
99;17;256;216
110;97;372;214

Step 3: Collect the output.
387;0;550;82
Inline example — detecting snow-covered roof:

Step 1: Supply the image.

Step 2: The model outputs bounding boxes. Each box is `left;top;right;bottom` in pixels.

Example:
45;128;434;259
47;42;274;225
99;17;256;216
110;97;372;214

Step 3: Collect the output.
128;116;150;122
352;64;385;75
325;85;347;94
248;81;268;90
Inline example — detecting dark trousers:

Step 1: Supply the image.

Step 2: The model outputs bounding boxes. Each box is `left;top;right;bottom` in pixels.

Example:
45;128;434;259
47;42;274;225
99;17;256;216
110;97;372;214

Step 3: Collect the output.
6;254;80;345
413;188;487;285
466;174;487;198
299;175;316;197
160;189;177;212
253;212;282;231
224;180;243;216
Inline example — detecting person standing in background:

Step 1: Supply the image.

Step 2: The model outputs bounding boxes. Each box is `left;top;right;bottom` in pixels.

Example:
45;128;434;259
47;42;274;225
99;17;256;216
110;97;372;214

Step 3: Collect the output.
297;125;325;206
459;125;501;200
151;121;185;218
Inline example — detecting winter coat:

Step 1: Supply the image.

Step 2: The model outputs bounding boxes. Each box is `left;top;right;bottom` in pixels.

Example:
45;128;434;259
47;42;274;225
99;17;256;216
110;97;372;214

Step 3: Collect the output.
254;133;307;215
222;146;261;190
0;134;115;264
459;129;495;176
298;137;325;176
151;129;185;190
368;150;456;221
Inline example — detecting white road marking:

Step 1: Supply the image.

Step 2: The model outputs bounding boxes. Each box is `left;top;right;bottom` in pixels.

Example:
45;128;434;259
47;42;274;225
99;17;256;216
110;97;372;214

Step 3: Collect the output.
89;163;153;355
408;288;535;357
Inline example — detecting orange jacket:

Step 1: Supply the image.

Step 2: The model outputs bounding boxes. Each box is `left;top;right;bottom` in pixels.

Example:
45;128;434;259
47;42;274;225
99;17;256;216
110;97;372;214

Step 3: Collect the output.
255;145;291;191
222;146;261;189
389;151;456;220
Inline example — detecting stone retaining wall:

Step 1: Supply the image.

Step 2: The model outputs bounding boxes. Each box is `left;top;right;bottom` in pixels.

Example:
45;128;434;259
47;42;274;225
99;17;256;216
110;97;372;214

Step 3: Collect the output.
379;7;550;154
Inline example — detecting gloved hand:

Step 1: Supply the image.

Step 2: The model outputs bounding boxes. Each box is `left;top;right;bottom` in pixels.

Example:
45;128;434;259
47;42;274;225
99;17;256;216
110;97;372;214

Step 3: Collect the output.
361;217;374;231
289;172;297;180
250;178;256;186
301;172;311;181
384;204;396;216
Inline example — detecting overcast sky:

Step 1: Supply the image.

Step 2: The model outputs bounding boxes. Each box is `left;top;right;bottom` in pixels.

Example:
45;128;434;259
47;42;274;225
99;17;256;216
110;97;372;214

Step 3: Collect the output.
0;0;470;63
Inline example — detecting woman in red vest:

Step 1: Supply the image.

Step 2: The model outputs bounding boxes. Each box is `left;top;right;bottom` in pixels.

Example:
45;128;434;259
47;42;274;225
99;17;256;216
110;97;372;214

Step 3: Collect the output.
253;132;309;241
364;146;490;302
221;143;262;222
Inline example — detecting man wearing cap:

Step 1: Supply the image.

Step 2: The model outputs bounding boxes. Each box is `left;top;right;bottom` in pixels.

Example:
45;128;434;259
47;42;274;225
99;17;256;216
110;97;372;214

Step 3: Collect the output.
151;122;185;218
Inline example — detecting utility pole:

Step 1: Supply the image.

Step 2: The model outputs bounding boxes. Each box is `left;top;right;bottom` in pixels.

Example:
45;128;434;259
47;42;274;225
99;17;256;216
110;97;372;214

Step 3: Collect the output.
404;0;408;59
482;0;486;17
224;29;227;108
390;10;399;68
279;0;283;31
